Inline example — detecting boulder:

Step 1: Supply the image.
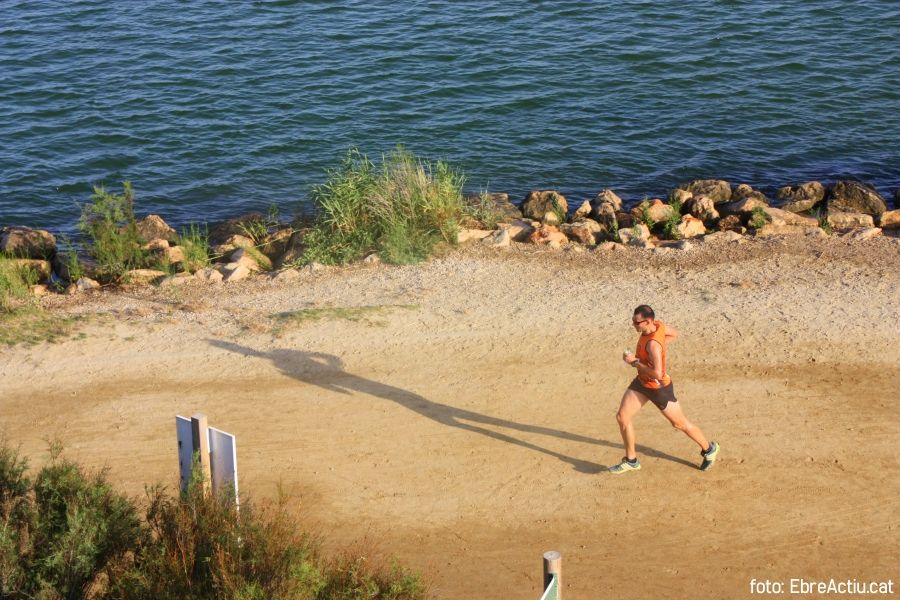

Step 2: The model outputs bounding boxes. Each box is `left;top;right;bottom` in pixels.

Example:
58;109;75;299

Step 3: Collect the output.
675;179;732;204
160;272;195;287
260;228;294;260
14;259;52;280
221;263;251;282
618;223;651;246
592;189;623;213
776;181;825;213
560;222;596;245
591;200;618;226
482;228;511;248
0;227;56;258
615;212;634;228
826;211;874;230
276;230;308;268
463;192;522;223
229;247;271;271
125;269;167;284
756;207;819;235
164;245;185;264
717;215;744;233
675;215;706;239
75;277;101;291
210;234;255;262
843;227;882;241
270;268;302;282
142;238;170;251
684;195;719;221
52;253;98;282
596;241;623;251
731;184;769;204
669;189;693;205
526;224;568;246
32;284;50;297
828;180;887;216
719;196;769;217
572;200;592;220
879;209;900;230
500;219;535;242
631;199;673;224
457;229;493;244
195;268;224;283
208;213;266;245
521;191;568;223
136;215;177;242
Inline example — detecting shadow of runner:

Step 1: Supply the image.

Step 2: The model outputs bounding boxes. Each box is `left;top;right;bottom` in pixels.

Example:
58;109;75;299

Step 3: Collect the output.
207;340;695;471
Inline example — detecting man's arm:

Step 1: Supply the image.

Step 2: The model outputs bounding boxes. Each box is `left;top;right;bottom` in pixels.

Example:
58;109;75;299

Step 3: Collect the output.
633;340;665;381
665;325;679;343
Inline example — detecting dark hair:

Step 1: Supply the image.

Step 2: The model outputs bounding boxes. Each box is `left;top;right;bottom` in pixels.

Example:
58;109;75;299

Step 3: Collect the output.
633;305;655;320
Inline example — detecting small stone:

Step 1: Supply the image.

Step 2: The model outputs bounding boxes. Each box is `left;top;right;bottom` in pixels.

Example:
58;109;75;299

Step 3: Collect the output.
270;268;302;282
843;227;882;241
363;253;381;265
483;228;511;248
457;229;493;244
195;268;224;283
160;272;195;287
222;263;251;282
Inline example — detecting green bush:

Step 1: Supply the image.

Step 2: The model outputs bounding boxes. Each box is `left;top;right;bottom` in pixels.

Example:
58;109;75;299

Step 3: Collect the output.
662;200;683;240
0;440;426;600
78;182;150;282
0;256;39;314
750;206;767;230
178;225;211;273
302;147;465;265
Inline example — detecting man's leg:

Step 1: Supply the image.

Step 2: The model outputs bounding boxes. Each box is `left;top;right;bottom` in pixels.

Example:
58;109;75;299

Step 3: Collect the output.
659;401;710;451
616;389;648;459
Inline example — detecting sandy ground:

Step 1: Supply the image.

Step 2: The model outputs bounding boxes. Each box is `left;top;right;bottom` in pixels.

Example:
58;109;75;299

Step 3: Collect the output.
2;233;899;599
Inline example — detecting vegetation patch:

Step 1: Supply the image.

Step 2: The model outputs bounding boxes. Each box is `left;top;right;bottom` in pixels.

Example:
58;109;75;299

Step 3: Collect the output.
0;309;86;346
0;255;40;313
272;304;419;332
301;147;465;266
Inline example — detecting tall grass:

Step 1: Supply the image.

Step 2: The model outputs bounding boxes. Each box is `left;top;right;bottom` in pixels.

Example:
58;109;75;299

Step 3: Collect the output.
302;147;465;265
178;224;212;273
0;255;40;313
78;182;150;282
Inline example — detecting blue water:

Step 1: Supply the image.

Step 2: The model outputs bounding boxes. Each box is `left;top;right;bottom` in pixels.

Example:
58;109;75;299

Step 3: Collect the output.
1;1;898;232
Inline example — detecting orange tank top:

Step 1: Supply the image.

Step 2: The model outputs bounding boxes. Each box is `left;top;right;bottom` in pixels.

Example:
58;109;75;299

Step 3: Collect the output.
636;320;671;389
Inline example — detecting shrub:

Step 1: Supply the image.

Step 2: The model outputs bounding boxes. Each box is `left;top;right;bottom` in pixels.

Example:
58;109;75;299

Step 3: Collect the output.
462;191;504;230
750;206;767;230
662;200;683;240
178;225;211;273
302;147;465;265
0;256;39;314
78;182;149;282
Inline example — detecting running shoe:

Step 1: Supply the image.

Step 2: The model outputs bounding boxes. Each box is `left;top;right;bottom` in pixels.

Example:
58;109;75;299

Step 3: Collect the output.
609;457;641;474
700;441;720;471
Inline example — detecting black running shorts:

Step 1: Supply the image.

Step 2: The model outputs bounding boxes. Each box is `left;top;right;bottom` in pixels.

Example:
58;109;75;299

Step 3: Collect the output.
628;378;678;410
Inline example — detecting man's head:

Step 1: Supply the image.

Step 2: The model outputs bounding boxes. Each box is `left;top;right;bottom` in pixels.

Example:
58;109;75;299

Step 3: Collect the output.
632;305;655;333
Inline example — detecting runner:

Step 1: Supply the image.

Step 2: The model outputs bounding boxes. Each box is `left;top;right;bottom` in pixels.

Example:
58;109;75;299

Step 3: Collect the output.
609;305;720;474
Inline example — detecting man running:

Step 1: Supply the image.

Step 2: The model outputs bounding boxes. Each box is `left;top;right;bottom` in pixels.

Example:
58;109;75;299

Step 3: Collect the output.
609;305;720;474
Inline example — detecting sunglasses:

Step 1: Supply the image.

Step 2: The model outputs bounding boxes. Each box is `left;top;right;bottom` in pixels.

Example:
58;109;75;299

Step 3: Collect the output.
632;319;649;326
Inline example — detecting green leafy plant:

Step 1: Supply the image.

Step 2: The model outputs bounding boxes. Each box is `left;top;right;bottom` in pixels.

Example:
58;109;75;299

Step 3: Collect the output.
811;207;833;235
462;190;504;230
78;182;151;282
0;255;39;314
57;234;85;284
302;147;465;265
639;197;654;229
177;224;211;273
609;216;621;243
750;206;767;230
662;200;683;240
548;192;567;225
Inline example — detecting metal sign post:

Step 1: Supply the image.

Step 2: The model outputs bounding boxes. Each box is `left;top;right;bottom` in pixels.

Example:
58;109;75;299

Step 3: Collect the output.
176;413;239;503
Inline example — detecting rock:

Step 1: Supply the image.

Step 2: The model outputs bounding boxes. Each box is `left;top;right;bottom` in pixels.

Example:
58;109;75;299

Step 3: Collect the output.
592;189;624;213
303;262;326;274
777;181;825;213
675;240;693;251
828;180;887;216
572;200;592;220
221;263;251;282
125;269;167;284
260;228;294;260
521;191;568;223
719;196;769;216
194;268;224;283
229;247;272;271
669;189;693;205
526;224;568;246
136;215;177;242
684;195;719;221
14;258;52;280
0;226;56;258
560;222;596;245
482;228;511;248
596;241;623;251
208;213;266;245
805;227;828;239
618;223;651;246
721;230;745;243
142;238;170;251
827;211;874;230
457;229;493;244
165;245;185;264
591;200;618;227
276;230;308;268
210;234;255;262
500;219;535;242
463;192;522;223
756;207;819;235
894;189;900;209
75;277;101;292
717;214;744;233
731;184;769;204
879;209;900;229
363;253;382;265
270;268;302;282
631;199;673;224
160;272;195;287
675;179;732;204
843;227;882;241
675;215;706;238
32;284;50;297
615;212;634;228
52;253;98;281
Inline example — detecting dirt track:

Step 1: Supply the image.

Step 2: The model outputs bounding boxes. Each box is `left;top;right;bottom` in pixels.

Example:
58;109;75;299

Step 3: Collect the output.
3;234;899;599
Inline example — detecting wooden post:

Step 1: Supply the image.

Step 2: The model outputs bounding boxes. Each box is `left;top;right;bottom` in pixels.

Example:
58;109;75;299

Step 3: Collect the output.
543;551;561;600
191;413;212;494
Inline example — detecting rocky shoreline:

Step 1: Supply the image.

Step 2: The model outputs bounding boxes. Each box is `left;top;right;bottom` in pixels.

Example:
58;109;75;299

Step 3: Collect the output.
3;177;899;298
